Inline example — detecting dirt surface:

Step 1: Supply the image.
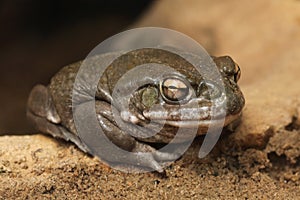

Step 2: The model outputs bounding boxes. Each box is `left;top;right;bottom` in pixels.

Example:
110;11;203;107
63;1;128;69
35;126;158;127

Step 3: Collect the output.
1;130;300;199
1;0;300;199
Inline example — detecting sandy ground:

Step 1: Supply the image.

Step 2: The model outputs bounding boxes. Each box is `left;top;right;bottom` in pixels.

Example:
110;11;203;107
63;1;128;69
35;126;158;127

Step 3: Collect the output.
1;0;300;199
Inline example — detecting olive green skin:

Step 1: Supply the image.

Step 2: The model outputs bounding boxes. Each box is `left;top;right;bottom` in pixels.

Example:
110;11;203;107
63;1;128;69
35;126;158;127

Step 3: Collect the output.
27;48;245;172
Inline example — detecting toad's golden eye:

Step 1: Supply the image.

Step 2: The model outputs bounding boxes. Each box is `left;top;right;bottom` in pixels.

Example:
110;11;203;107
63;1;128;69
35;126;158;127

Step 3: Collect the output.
160;78;189;103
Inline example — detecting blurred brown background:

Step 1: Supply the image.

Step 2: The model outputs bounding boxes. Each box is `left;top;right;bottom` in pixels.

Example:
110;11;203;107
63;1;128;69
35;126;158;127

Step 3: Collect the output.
0;0;153;134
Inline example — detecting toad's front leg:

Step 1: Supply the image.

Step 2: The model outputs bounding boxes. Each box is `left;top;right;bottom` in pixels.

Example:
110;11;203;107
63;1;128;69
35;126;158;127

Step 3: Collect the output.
76;100;180;172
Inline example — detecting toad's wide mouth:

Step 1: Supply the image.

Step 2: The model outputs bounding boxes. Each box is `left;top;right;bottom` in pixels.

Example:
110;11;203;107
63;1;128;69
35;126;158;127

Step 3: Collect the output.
142;102;242;128
160;112;242;128
141;91;244;129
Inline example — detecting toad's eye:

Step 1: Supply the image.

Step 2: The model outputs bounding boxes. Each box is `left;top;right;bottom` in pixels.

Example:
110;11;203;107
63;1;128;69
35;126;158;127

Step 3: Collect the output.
160;78;190;103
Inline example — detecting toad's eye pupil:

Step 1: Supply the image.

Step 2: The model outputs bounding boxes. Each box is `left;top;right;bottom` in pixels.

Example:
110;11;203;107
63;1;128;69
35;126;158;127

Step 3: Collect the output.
168;86;177;89
161;78;189;102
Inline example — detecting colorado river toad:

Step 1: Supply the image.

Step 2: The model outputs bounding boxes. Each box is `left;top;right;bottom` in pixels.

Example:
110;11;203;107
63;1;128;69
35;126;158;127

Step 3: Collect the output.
27;48;245;172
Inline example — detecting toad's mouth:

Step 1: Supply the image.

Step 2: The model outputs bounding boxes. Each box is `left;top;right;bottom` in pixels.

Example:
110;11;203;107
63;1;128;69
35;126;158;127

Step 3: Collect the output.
140;91;245;129
143;111;241;128
142;102;242;128
161;112;241;128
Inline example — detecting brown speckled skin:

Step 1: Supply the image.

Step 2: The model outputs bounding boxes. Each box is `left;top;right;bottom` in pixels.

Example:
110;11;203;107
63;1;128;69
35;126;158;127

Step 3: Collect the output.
27;48;244;172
